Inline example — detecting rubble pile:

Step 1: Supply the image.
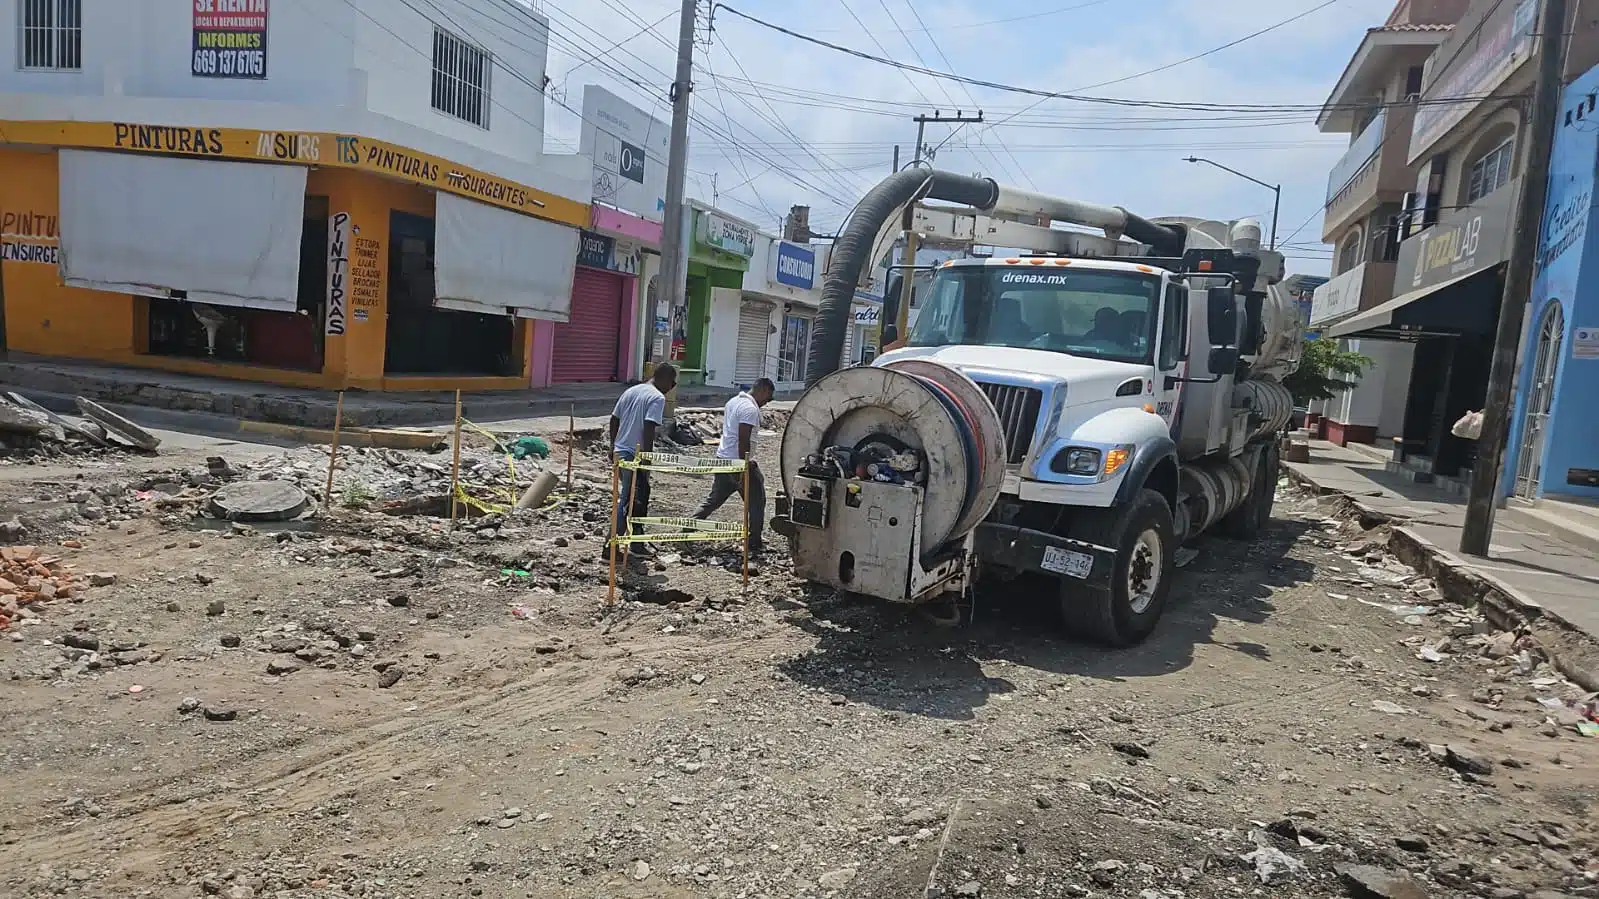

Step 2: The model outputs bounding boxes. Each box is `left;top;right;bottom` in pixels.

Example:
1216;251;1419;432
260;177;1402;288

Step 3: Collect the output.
0;393;159;461
667;407;788;449
0;545;76;631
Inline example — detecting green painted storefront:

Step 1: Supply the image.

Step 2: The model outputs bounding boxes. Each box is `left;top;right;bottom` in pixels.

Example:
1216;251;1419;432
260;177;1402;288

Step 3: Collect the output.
677;208;751;385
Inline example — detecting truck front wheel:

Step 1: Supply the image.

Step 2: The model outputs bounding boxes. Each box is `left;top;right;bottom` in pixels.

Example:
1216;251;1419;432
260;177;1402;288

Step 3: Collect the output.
1060;488;1175;646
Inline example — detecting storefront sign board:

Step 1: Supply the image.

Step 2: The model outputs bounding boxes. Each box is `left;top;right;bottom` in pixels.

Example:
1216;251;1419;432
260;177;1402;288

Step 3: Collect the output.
0;120;588;228
701;213;755;257
1409;0;1536;162
579;85;669;222
774;241;816;290
1395;181;1516;292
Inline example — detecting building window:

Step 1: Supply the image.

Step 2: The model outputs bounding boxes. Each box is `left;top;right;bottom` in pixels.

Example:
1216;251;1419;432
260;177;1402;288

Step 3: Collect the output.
431;27;491;129
1337;229;1364;273
18;0;82;71
1465;138;1515;204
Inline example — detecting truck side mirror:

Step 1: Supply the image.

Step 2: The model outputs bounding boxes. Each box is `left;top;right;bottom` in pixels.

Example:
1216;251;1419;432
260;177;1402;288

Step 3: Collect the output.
881;273;903;345
1207;286;1238;346
1208;346;1239;375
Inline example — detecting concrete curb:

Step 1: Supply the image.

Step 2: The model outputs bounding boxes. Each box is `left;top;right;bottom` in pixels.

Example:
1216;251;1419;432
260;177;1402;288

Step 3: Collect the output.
1283;464;1599;692
236;420;447;451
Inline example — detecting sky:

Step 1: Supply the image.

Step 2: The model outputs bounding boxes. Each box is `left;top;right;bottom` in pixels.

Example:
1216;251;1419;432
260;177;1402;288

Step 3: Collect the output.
534;0;1401;276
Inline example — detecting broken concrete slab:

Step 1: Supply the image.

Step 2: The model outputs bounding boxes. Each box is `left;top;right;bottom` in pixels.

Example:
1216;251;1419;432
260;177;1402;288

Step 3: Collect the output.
74;397;160;451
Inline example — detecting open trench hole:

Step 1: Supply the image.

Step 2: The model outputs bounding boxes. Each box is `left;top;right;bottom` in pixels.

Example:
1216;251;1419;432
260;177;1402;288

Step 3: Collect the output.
372;494;492;519
634;587;697;605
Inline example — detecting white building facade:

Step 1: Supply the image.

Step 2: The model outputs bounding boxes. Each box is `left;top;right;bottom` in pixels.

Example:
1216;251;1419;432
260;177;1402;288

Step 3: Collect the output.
0;0;591;392
703;233;825;391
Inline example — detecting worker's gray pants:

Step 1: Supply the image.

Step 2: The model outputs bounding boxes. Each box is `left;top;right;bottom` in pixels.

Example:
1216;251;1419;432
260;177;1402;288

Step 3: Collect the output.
694;462;764;550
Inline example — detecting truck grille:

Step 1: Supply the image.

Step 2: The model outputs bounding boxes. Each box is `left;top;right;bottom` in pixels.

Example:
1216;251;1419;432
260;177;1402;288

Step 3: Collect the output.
975;382;1042;464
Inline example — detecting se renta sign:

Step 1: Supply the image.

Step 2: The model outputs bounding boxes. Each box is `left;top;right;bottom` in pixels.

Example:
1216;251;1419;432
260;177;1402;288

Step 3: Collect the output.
192;0;268;80
773;241;816;290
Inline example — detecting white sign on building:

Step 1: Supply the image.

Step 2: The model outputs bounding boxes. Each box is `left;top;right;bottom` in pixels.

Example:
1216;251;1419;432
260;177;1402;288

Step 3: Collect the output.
579;85;670;222
1309;263;1366;327
702;213;755;257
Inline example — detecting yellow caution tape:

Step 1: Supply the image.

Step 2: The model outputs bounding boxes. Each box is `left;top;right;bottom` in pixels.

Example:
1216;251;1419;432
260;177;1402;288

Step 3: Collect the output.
612;516;747;545
619;451;748;475
449;417;570;516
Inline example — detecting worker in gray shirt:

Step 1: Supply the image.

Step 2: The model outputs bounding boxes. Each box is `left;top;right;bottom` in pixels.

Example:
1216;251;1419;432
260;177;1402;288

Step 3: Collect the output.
609;363;677;557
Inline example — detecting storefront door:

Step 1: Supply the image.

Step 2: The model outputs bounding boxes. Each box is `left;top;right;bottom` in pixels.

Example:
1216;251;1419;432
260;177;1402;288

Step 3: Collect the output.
1515;302;1565;499
779;313;812;383
734;302;770;385
552;267;626;383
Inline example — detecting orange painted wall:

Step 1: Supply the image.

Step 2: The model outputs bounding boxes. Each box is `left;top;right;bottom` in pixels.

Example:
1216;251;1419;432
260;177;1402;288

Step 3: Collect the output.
313;168;439;389
1;149;530;391
0;148;137;357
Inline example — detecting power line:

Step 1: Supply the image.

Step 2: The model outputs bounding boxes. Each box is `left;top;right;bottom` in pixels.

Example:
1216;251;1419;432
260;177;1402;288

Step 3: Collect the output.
1073;0;1344;93
801;0;1117;33
713;4;1522;113
555;0;867;202
557;9;675;93
538;0;863;207
894;0;1033;186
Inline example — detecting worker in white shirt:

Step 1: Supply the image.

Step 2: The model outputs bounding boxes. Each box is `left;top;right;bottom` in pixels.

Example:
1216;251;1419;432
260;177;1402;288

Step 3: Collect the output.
694;378;775;553
609;363;677;558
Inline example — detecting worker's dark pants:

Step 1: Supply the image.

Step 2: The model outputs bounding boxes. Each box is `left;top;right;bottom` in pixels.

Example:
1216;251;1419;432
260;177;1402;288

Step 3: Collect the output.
613;450;652;540
694;461;764;549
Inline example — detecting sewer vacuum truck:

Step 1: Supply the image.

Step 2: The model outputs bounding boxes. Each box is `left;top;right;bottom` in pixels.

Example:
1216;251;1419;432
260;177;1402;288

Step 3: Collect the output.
773;169;1301;645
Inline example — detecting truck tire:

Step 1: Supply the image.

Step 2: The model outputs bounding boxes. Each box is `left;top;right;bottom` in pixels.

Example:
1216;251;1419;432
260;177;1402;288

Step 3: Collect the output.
1220;443;1279;540
1060;488;1175;646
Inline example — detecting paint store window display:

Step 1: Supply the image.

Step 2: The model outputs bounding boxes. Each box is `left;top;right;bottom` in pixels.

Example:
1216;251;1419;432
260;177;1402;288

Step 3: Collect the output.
146;195;327;372
382;211;519;377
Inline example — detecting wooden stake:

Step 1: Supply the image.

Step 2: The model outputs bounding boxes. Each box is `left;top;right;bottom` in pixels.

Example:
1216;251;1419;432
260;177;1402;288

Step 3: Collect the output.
322;391;345;509
741;460;751;589
608;456;620;605
566;403;575;492
449;390;463;523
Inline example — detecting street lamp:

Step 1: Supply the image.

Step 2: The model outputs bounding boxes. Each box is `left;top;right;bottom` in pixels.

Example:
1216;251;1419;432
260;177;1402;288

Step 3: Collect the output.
1183;156;1281;252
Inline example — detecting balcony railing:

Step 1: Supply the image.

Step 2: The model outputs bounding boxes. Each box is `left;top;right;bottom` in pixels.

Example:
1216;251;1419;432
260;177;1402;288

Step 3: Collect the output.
1326;108;1386;204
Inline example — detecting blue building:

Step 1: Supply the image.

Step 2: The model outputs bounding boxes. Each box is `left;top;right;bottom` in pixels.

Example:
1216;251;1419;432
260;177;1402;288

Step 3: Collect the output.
1504;66;1599;501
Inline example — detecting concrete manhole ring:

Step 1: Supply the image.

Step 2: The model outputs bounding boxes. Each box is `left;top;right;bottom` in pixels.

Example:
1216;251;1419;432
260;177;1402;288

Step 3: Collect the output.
207;481;311;522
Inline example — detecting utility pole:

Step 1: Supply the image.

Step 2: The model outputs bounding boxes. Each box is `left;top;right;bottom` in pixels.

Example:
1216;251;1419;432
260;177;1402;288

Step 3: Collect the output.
1460;0;1567;557
911;110;984;166
892;145;899;173
654;0;697;384
891;111;984;344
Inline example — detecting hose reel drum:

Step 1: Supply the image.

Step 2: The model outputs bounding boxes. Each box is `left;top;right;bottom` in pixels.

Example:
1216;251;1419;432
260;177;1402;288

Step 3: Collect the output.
780;360;1008;555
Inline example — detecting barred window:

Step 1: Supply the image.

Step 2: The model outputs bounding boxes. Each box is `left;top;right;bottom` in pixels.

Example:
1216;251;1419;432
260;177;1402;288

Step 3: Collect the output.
431;27;490;129
19;0;81;71
1465;138;1514;204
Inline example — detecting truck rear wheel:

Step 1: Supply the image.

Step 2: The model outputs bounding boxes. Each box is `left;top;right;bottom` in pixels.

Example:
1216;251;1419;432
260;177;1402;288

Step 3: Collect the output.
1060;488;1175;646
1220;443;1279;540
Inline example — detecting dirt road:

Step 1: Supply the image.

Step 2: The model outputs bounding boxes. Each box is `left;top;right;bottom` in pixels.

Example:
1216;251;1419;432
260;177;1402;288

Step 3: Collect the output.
1;422;1595;899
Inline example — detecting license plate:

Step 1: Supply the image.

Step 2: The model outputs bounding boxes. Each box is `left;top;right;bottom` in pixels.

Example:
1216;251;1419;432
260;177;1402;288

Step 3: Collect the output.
1041;546;1094;579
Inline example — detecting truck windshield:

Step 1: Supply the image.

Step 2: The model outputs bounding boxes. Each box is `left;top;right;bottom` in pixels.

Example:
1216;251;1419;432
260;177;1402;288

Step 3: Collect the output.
908;265;1162;365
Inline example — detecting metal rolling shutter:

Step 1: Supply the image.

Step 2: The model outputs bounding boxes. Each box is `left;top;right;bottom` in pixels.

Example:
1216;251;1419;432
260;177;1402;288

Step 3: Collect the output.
734;302;770;385
552;268;625;383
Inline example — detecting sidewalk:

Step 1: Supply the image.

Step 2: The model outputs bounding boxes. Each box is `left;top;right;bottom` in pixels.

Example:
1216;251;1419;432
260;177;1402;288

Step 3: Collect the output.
0;355;783;431
1284;440;1599;687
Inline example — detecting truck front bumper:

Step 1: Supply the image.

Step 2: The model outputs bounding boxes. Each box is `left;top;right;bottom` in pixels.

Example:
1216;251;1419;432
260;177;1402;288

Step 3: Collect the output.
972;523;1116;590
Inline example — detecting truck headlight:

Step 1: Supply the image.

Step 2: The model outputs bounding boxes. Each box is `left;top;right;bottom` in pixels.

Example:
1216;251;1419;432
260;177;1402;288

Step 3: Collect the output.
1051;447;1102;475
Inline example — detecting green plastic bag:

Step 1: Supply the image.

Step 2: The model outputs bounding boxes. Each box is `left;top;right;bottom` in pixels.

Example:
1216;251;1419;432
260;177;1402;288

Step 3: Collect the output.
508;436;550;460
